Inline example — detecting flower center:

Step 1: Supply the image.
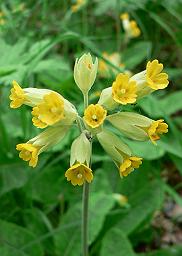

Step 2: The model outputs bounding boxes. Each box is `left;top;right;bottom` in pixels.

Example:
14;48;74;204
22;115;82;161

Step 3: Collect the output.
120;88;126;94
51;107;58;113
88;63;92;69
92;114;98;121
77;173;83;179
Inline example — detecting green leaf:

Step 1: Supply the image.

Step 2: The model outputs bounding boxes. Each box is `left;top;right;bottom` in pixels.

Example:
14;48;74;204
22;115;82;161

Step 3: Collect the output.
160;91;182;116
0;164;29;196
122;41;152;69
100;228;136;256
116;181;164;235
139;244;182;256
123;139;165;160
55;193;115;256
0;219;43;256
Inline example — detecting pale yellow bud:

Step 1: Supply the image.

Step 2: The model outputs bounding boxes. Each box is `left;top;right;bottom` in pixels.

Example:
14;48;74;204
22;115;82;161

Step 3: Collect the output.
97;130;132;164
70;132;91;166
107;112;152;141
74;53;98;94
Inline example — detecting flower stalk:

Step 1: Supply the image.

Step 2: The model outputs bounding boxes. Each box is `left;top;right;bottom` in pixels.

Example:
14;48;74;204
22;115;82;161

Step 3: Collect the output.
82;90;90;256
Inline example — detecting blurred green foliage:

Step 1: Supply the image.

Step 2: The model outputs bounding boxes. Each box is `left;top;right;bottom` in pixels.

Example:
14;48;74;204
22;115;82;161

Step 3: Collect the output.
0;0;182;255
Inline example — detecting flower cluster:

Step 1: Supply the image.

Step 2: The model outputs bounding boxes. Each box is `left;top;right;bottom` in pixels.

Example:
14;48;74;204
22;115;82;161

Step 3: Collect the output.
120;13;141;38
10;53;169;186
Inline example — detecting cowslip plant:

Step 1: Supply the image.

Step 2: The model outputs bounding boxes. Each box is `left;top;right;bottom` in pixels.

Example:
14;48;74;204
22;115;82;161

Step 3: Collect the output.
9;52;169;256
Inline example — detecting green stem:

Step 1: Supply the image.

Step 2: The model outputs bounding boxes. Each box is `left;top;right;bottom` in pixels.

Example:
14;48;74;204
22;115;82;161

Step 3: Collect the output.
82;91;89;256
82;182;89;256
83;92;89;109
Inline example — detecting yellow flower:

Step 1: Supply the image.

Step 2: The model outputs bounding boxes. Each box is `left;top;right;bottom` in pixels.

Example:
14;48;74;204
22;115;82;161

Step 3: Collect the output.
147;119;168;144
83;104;107;128
65;163;93;186
16;143;40;168
129;20;141;37
120;13;129;20
32;92;65;128
112;73;137;105
146;60;169;90
113;193;128;207
16;126;70;167
120;156;142;177
120;13;141;38
71;0;85;12
98;52;122;77
9;81;26;108
9;80;52;108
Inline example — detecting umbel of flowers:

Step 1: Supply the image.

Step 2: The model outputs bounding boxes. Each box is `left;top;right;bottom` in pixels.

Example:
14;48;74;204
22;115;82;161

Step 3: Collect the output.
10;53;168;185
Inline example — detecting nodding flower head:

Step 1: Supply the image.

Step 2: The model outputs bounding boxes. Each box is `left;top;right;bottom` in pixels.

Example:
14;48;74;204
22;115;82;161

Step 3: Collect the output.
112;73;137;105
146;60;169;90
65;163;93;186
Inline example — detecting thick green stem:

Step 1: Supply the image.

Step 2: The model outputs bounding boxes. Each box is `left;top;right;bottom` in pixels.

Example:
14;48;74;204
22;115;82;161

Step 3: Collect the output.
82;91;89;256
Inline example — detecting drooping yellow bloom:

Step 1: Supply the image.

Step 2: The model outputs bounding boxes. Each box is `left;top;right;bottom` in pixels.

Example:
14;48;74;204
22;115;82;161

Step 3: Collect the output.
129;21;141;37
112;73;137;105
120;156;142;177
32;92;65;128
9;80;26;108
9;80;52;108
147;119;168;144
16;126;70;168
146;60;169;90
120;13;129;20
130;60;169;98
97;130;143;177
120;13;141;38
65;163;93;186
83;104;107;128
71;0;85;12
98;52;124;77
16;143;40;168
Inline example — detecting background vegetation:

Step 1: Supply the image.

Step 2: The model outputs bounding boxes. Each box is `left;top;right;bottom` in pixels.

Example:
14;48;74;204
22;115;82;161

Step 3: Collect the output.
0;0;182;255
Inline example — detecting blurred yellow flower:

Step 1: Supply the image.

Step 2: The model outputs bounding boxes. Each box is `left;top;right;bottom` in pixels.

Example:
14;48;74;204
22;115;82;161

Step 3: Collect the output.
16;143;40;168
32;92;65;128
112;73;137;105
146;60;169;90
120;156;142;177
65;163;93;186
99;52;123;76
113;193;128;206
147;119;168;144
71;0;85;12
120;12;141;38
84;104;107;128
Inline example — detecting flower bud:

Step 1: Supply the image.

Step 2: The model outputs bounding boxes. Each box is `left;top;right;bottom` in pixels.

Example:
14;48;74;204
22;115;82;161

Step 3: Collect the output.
70;132;91;166
74;53;98;94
